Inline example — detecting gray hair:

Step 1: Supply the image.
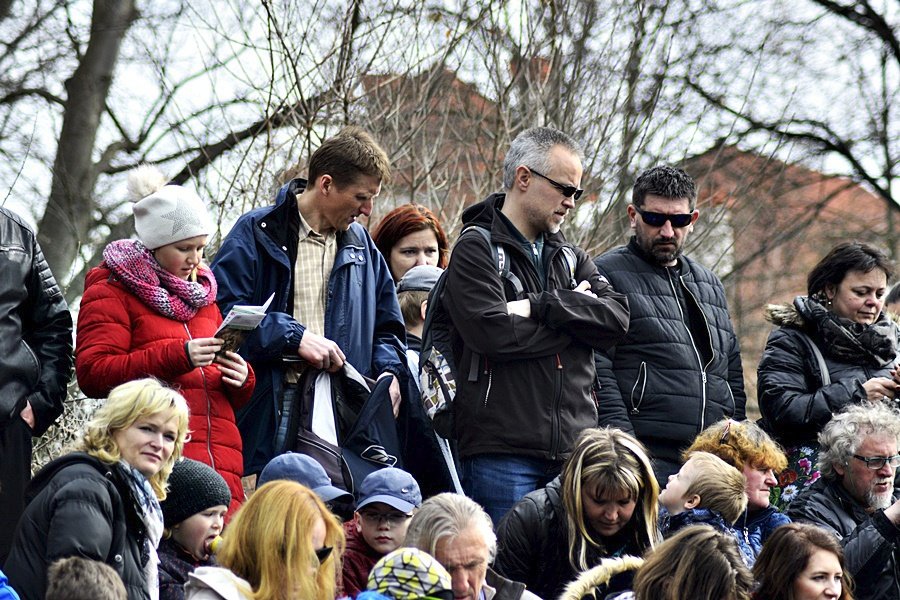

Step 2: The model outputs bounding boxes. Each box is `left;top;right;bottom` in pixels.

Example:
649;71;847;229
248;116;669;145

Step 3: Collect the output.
403;493;497;561
818;402;900;479
502;127;583;190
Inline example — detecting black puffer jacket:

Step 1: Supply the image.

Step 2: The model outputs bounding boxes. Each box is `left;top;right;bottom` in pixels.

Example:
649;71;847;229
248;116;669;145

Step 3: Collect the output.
0;208;72;435
5;453;150;600
593;239;745;473
494;477;646;600
444;194;629;461
786;477;900;600
757;297;898;447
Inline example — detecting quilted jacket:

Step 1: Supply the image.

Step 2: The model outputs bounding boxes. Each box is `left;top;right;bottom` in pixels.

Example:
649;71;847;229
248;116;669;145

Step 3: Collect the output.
75;265;255;514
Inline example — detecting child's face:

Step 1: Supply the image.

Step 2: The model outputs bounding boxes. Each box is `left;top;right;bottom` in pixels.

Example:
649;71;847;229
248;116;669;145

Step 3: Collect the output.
659;458;698;515
355;501;414;555
171;505;227;560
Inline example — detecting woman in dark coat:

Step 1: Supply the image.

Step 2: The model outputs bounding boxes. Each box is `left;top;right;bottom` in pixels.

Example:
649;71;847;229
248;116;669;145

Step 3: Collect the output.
494;428;660;600
757;242;900;504
6;379;190;600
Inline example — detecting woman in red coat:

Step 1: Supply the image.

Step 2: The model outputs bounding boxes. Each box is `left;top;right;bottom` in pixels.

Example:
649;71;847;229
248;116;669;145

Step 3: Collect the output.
76;165;255;516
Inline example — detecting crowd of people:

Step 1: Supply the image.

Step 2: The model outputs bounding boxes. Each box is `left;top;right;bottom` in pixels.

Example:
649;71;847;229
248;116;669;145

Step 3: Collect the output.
1;124;899;600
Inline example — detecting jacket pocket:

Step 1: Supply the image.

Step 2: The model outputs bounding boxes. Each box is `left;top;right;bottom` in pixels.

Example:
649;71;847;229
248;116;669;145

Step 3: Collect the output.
629;361;648;414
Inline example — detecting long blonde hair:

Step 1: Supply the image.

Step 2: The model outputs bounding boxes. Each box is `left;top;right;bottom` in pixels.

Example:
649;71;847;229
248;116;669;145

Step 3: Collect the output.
561;428;660;571
217;481;345;600
80;378;189;499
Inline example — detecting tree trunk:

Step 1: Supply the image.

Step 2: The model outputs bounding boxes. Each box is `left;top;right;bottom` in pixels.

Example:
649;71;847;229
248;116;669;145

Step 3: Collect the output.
38;0;137;282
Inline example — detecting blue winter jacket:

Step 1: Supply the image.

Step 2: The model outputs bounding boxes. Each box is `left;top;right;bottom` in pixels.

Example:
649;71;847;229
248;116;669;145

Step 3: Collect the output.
659;507;755;566
0;569;19;600
211;179;407;473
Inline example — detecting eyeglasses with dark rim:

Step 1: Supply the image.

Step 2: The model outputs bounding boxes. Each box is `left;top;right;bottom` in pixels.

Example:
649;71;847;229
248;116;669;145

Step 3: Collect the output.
633;206;694;228
852;454;900;470
528;168;584;200
358;510;413;527
314;545;333;563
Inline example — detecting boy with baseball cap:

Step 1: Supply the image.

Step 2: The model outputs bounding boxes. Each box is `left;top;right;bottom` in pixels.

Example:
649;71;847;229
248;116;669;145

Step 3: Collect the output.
342;468;423;597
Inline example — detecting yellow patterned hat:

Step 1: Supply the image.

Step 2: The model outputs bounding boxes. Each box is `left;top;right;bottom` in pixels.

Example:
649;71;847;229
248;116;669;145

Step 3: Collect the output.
366;547;453;600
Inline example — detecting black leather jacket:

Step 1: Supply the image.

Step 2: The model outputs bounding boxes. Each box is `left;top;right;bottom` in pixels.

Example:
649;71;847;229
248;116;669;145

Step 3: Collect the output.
787;477;900;600
6;453;150;600
0;208;72;435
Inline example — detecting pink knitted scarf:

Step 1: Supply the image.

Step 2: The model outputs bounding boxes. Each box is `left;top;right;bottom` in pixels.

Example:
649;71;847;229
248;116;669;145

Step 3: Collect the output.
102;239;217;321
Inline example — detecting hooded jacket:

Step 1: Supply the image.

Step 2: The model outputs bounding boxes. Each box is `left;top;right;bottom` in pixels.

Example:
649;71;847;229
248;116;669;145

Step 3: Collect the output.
558;556;643;600
0;207;72;435
787;477;900;600
184;567;253;600
210;178;407;474
443;194;629;461
659;508;755;566
76;265;255;514
593;238;745;474
5;453;150;600
757;297;899;447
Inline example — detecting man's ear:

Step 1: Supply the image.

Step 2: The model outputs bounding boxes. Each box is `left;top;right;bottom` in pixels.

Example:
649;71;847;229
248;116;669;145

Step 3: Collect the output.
420;299;428;321
626;204;637;229
318;174;333;195
515;165;531;192
834;462;846;478
683;494;701;510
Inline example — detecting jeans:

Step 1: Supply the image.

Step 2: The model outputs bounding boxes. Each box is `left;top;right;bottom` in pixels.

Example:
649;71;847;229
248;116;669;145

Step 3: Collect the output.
461;454;560;526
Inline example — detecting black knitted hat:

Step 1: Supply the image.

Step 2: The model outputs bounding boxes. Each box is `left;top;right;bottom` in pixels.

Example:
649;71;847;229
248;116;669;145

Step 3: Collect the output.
161;458;231;527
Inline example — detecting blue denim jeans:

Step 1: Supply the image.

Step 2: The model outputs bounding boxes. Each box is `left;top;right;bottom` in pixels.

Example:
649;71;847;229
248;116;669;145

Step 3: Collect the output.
461;454;561;526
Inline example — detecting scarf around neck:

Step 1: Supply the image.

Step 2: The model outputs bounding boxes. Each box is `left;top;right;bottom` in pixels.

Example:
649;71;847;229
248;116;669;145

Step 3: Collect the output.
119;460;165;600
102;239;216;321
795;296;899;366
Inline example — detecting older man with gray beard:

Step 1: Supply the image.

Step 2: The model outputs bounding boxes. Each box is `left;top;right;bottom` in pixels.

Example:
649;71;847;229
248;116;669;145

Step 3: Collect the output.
787;402;900;600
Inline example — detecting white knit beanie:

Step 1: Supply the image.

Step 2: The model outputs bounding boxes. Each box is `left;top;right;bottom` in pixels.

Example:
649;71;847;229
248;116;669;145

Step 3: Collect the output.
127;165;214;250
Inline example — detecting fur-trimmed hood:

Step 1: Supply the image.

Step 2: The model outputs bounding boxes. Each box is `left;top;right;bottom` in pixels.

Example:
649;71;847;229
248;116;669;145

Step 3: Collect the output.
559;556;643;600
764;300;806;328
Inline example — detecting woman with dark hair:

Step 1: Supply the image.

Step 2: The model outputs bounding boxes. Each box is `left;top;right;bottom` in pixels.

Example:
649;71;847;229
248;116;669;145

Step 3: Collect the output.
371;204;449;281
753;522;852;600
757;241;900;501
494;428;660;599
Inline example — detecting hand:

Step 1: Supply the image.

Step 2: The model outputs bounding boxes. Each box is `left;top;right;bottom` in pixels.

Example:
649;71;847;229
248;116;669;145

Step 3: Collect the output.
20;401;34;430
187;338;223;367
215;351;249;387
573;280;597;298
378;373;401;418
891;365;900;386
506;299;531;318
298;331;345;373
862;377;897;402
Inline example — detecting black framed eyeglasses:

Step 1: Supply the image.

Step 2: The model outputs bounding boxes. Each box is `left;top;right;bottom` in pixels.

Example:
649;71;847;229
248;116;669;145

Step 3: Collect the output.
633;206;694;228
852;454;900;470
314;545;333;563
358;510;413;527
528;168;583;200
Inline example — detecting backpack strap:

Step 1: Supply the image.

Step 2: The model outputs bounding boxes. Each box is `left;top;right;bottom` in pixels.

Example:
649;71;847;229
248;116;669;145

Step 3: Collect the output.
461;226;524;299
797;331;831;386
560;246;578;289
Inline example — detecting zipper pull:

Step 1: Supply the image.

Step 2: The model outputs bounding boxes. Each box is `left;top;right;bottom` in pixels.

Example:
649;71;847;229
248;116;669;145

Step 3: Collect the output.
556;354;563;370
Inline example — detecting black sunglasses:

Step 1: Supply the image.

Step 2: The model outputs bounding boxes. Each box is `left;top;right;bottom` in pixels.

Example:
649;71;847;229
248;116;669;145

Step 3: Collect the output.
633;206;694;228
528;168;583;200
315;545;333;563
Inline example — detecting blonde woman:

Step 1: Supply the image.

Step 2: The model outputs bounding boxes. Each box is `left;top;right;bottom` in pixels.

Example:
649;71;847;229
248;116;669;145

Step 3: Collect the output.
494;428;660;599
7;379;190;600
185;481;345;600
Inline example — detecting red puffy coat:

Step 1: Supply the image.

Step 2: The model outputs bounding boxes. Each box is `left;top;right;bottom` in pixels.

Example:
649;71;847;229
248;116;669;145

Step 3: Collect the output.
75;266;255;516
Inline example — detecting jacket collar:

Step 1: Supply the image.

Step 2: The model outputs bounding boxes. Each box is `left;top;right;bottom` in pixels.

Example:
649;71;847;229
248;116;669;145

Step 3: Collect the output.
463;192;567;250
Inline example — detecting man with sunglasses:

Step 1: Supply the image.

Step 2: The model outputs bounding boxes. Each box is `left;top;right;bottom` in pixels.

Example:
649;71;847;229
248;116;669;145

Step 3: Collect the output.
787;402;900;600
593;165;746;481
442;127;630;525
